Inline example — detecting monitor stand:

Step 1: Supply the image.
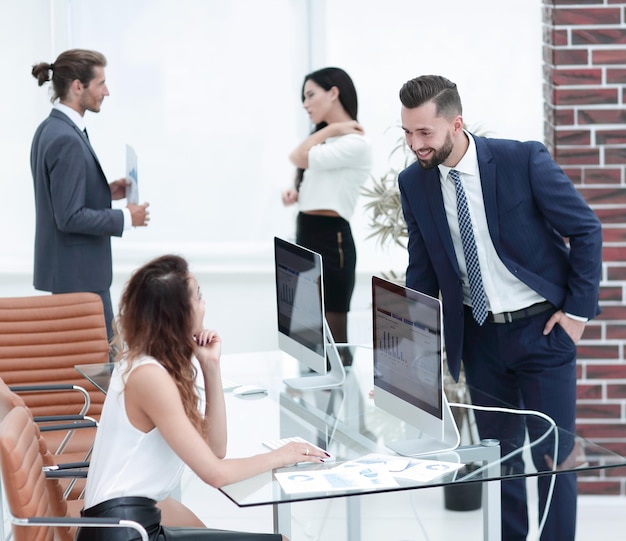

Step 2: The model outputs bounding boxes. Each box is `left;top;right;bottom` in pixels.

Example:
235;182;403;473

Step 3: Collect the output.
385;395;461;457
283;319;346;391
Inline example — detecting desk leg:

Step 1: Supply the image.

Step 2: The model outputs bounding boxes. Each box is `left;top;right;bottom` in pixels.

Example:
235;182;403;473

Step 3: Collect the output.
273;502;291;539
483;479;501;541
346;496;361;540
455;443;502;541
274;498;360;539
482;444;502;541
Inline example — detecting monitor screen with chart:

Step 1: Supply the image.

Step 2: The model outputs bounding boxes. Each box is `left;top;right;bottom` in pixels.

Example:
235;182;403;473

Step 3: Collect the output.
274;237;345;390
372;276;458;456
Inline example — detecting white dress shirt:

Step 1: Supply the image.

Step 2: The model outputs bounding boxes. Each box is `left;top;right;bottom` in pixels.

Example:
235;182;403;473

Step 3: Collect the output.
437;132;545;314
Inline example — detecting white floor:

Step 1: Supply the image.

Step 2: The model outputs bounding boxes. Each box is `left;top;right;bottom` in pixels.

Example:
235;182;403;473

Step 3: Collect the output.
179;467;626;541
1;476;620;541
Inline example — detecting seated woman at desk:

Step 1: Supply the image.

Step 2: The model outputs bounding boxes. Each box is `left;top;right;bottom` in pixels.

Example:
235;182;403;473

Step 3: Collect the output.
76;254;327;541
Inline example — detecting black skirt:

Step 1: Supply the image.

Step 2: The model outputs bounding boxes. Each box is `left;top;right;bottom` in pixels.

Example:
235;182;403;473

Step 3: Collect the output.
296;212;356;312
76;497;282;541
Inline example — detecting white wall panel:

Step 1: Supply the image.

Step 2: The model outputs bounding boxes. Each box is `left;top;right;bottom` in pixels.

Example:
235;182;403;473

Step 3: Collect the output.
0;0;542;352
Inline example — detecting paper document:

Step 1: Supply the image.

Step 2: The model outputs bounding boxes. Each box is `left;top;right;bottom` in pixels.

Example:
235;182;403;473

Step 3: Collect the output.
274;463;398;495
126;144;139;204
348;453;465;483
274;452;465;495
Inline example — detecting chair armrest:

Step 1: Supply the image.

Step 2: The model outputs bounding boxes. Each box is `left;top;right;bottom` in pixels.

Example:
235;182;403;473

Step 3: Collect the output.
44;470;88;479
36;418;97;498
11;385;96;456
44;460;90;471
12;517;148;541
43;460;90;493
35;414;96;423
10;384;91;416
38;420;97;432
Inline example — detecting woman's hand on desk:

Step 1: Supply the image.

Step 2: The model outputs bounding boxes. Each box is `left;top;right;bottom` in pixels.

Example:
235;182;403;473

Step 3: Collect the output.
272;441;330;467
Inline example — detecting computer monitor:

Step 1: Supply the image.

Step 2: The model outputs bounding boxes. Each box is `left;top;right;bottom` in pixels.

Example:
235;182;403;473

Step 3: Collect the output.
274;237;345;390
372;276;459;456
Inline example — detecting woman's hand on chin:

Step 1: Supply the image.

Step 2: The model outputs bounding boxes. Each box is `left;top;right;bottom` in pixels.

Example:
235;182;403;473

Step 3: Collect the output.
193;329;222;369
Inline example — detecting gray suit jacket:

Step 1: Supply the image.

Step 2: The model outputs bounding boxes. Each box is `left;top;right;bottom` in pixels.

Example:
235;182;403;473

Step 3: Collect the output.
30;109;124;293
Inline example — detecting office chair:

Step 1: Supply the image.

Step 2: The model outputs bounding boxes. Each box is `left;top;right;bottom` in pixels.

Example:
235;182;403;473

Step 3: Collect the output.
0;405;148;541
0;378;203;541
0;293;108;465
0;295;207;532
0;378;91;541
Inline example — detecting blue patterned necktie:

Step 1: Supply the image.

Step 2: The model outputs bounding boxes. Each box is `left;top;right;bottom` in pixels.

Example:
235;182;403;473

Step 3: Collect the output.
450;169;488;325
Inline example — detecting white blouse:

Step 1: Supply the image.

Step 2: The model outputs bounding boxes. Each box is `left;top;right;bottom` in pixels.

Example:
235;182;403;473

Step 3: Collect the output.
83;357;186;507
298;133;373;221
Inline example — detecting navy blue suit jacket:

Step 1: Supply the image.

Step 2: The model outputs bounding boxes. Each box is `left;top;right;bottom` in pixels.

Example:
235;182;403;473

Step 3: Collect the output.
30;109;124;293
398;135;602;380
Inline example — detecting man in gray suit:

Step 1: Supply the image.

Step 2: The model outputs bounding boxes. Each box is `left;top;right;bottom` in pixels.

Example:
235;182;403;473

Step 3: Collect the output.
30;49;150;340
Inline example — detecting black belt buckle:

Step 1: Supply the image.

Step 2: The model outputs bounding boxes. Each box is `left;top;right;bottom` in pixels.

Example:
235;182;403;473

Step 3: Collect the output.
487;301;552;324
488;311;512;324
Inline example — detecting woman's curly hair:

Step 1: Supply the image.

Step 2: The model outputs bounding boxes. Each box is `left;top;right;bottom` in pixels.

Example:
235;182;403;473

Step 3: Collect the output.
114;254;204;433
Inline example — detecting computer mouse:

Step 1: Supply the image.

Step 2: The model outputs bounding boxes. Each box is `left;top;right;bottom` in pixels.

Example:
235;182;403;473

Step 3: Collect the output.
232;385;268;397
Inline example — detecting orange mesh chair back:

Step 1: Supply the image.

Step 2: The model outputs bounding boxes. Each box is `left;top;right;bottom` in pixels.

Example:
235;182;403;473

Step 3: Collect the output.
0;292;107;419
0;406;147;541
0;405;57;541
0;292;108;492
0;397;76;541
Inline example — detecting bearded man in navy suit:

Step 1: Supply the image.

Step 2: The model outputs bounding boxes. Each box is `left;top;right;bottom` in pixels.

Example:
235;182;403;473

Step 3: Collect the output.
30;49;150;340
398;75;602;541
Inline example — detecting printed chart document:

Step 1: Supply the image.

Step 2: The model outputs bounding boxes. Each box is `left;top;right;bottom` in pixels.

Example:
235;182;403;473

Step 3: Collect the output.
125;144;139;204
274;453;465;495
274;463;397;495
350;453;465;483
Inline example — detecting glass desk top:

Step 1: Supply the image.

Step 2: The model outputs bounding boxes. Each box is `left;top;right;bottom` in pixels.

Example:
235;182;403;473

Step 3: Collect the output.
75;362;114;394
75;348;626;509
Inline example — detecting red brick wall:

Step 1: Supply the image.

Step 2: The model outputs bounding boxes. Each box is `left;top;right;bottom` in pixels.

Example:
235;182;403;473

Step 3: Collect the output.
543;0;626;495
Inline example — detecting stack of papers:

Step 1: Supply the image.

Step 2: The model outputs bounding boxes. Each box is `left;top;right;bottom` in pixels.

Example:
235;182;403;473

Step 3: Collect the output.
274;453;464;495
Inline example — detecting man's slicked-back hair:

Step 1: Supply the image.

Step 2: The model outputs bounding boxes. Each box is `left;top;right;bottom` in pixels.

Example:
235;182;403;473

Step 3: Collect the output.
399;75;462;120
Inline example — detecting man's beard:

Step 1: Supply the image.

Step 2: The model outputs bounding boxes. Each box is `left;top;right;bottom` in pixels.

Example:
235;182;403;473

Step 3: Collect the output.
80;94;102;114
415;133;453;170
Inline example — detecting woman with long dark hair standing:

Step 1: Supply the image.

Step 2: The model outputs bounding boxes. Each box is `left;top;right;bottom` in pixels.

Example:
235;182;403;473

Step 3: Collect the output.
282;67;372;364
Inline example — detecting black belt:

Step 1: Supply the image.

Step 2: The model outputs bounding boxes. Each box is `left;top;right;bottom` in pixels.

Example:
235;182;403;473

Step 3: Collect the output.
81;496;158;517
485;301;553;324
